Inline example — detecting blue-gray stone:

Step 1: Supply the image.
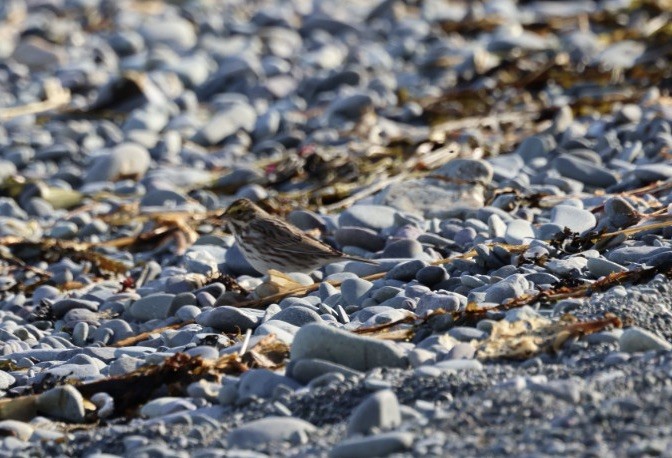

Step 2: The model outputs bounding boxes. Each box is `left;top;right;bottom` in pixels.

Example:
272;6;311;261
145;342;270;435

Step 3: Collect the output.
272;306;323;327
536;223;565;240
416;291;463;315
291;323;407;371
515;135;556;161
505;220;535;245
372;286;403;303
36;386;85;422
607;246;670;265
642;251;672;270
255;321;299;345
448;327;487;341
0;370;15;390
327;93;373;122
347;390;401;437
436;158;493;185
416;265;448;286
31;285;61;305
238;368;301;401
140;397;196;418
52;299;99;319
288;358;362;384
84;143;150;183
525;272;560;285
227;417;316;448
335;227;385;252
108;355;144;377
633;164;672;182
382;239;424;259
339;205;397;231
504;306;541;322
193;102;257;146
140;189;188;209
604;197;640;229
551;205;596;233
129;294;176;321
586;257;627;277
286;210;327;232
340;278;374;306
544;257;587;276
620;327;672;353
432;359;484;372
330;432;414;458
387;260;428;281
195;307;264;333
484;274;529;303
527;379;581;403
553;155;618;188
445;342;476;360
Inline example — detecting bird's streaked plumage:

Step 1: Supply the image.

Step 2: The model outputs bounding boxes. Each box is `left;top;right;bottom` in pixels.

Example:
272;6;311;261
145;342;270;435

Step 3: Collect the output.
222;199;377;274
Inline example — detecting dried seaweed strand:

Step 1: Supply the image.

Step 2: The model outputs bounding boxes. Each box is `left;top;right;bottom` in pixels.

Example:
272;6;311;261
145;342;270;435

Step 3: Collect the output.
468;264;668;318
0;337;288;422
0;79;70;120
0;249;52;280
352;314;418;335
111;322;189;348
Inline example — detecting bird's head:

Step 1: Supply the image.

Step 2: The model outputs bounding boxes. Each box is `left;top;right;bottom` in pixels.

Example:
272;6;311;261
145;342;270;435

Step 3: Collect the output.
222;198;266;231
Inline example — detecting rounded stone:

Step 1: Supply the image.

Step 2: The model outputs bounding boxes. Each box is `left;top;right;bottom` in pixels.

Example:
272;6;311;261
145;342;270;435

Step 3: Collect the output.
84;143;150;183
238;369;301;401
0;420;34;441
129;294;176;321
291;323;407;371
0;370;15;390
484;274;529;303
195;306;264;333
619;327;672;353
586;257;627;277
515;135;556;161
335;227;385;252
140;397;196;418
505;220;535;245
416;291;463;315
272;306;323;327
387;260;428;281
435;159;494;185
339;205;397;231
227;417;316;448
52;299;99;319
347;389;401;437
340;278;374;306
193;102;257;146
448;327;487;342
330;432;414;458
416;266;448;286
382;239;424;259
604;197;640;229
551;205;596;234
36;386;85;422
288;358;362;384
553;155;618;188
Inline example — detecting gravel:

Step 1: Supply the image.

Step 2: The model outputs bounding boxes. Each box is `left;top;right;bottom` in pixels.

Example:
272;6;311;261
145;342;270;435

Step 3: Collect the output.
0;0;671;456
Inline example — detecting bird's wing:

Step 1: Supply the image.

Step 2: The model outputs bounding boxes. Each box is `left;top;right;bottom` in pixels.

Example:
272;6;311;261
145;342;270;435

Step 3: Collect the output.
248;217;342;257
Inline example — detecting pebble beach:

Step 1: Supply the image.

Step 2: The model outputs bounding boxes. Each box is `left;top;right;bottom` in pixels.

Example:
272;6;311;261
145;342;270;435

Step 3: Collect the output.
1;0;672;456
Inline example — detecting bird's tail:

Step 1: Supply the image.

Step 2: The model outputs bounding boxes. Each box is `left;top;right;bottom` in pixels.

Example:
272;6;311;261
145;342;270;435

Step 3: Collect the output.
342;255;379;265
